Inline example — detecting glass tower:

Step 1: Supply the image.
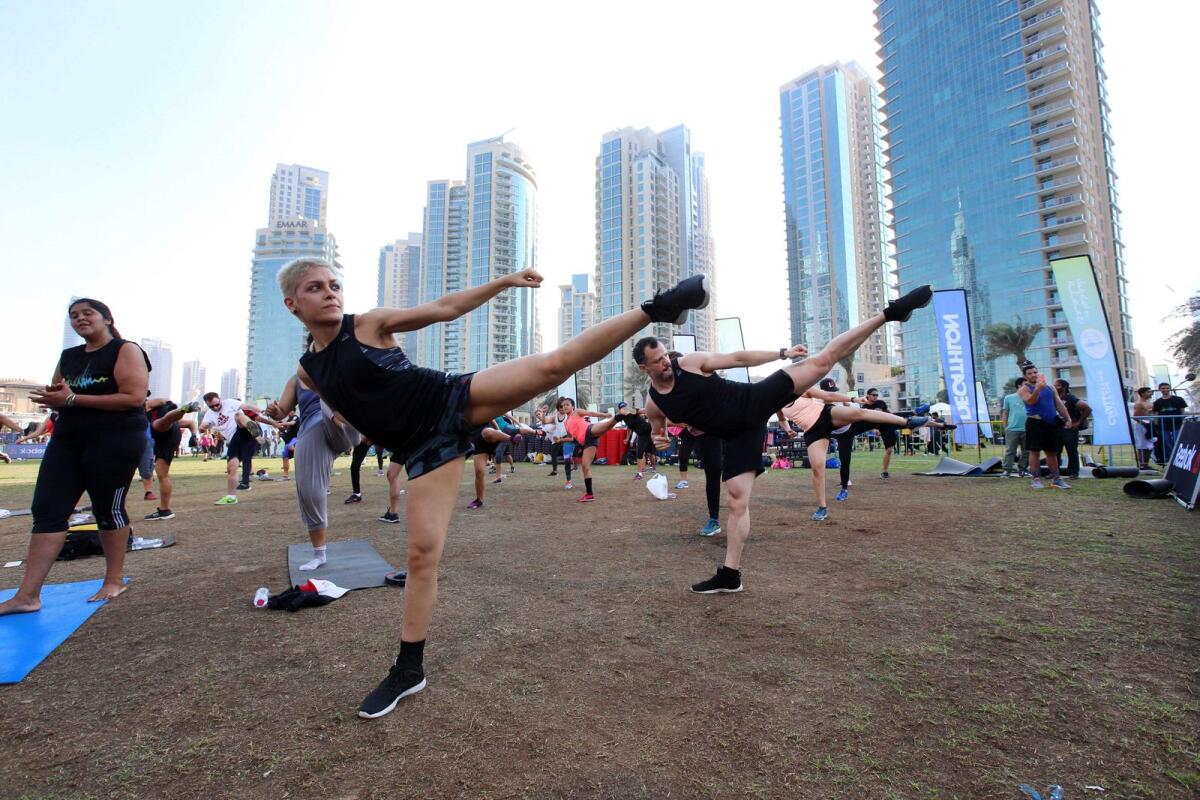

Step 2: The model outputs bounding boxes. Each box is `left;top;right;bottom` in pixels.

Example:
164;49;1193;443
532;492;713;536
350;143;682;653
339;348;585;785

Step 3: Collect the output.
876;0;1131;406
378;233;424;355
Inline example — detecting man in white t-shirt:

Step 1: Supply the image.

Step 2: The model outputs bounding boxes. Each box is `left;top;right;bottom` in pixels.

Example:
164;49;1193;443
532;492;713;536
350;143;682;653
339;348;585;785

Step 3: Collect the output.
201;392;279;505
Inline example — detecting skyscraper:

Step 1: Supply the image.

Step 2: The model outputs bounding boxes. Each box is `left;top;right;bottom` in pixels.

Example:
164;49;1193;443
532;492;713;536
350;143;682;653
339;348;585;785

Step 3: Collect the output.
559;273;598;400
780;62;894;370
181;360;206;402
378;233;424;354
220;368;243;401
594;125;718;406
415;136;538;375
61;295;84;350
246;164;339;401
141;338;174;399
875;0;1132;404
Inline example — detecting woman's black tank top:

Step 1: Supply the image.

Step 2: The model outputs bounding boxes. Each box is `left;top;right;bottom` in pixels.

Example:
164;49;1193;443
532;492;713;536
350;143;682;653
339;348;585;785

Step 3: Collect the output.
56;338;150;434
648;358;756;438
299;315;456;453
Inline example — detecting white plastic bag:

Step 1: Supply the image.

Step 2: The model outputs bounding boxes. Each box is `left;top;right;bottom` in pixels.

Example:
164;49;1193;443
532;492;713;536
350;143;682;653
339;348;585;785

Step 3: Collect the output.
646;473;671;500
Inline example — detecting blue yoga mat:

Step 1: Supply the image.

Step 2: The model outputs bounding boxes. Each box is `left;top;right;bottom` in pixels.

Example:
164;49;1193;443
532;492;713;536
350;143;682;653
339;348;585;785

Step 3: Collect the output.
0;578;122;683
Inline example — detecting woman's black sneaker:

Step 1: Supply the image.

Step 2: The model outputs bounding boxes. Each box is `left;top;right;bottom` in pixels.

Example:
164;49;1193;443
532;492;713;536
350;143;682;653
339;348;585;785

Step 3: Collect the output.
884;285;933;322
358;661;426;719
344;493;362;504
690;565;743;594
378;511;400;523
641;275;710;324
143;508;175;521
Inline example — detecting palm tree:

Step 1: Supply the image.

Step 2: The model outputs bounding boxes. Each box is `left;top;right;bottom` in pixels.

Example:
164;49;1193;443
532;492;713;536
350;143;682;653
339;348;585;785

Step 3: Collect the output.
838;355;856;392
983;319;1043;364
622;364;650;407
1168;292;1200;371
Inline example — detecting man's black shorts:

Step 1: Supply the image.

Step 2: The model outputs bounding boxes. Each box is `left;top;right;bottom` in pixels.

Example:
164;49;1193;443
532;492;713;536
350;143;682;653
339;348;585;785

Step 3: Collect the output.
1025;417;1059;451
720;424;767;481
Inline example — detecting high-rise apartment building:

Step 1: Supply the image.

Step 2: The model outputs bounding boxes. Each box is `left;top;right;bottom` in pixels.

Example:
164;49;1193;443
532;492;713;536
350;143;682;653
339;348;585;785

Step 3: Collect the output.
559;273;598;400
414;136;538;375
182;360;206;402
875;0;1131;404
594;125;717;406
378;233;424;354
61;296;84;350
220;368;243;401
141;338;174;399
269;164;329;227
246;164;339;401
780;62;894;368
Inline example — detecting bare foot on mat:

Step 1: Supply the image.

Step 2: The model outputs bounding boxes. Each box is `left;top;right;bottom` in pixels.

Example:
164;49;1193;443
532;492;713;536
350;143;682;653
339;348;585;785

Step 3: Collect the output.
88;582;127;603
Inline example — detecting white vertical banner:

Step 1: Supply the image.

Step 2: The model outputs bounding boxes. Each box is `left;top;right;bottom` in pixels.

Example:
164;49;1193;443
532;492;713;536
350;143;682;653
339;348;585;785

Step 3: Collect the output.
716;317;750;383
558;374;578;404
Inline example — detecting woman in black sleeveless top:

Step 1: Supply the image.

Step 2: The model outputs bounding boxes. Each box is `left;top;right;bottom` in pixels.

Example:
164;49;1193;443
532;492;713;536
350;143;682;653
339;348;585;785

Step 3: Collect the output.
277;256;709;719
0;298;150;616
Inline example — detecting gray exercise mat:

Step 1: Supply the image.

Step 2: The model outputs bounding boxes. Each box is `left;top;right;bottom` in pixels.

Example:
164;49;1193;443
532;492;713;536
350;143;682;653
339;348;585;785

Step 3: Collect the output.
286;539;395;591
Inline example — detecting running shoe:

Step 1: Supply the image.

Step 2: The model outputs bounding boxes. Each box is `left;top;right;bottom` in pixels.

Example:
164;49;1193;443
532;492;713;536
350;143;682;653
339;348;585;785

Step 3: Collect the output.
143;508;175;521
180;401;202;414
700;518;722;537
676;480;689;489
243;419;263;438
641;274;710;325
358;660;427;719
344;493;362;504
143;491;157;501
880;472;889;480
835;488;849;502
906;416;931;429
467;499;484;509
1030;479;1044;489
1051;477;1071;490
883;285;933;323
278;475;291;481
564;481;574;490
547;471;558;477
376;469;384;477
633;473;644;481
811;506;828;522
492;477;503;484
378;511;401;523
236;482;251;491
912;403;931;415
690;566;742;594
578;493;595;503
215;495;238;505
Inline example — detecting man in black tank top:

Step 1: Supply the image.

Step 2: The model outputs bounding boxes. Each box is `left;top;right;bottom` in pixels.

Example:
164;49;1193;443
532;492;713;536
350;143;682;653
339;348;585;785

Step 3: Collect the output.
636;284;934;595
279;256;711;719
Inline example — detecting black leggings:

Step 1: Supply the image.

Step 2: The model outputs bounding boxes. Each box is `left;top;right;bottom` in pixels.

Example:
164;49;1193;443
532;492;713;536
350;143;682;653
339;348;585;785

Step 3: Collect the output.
350;441;384;494
688;434;723;520
834;421;902;487
32;427;144;533
549;442;572;480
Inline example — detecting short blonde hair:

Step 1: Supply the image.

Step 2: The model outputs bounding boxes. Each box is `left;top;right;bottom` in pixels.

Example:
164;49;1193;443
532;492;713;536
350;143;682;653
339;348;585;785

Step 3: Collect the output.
276;258;341;298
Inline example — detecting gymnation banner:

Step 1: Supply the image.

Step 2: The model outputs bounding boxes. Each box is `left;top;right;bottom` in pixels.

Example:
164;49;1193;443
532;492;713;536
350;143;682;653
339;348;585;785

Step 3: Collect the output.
932;290;979;446
1049;256;1132;446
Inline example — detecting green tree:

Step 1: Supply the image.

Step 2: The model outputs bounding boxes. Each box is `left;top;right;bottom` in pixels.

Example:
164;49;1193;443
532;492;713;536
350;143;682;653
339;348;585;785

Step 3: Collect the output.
1168;292;1200;371
983;319;1043;364
623;364;650;406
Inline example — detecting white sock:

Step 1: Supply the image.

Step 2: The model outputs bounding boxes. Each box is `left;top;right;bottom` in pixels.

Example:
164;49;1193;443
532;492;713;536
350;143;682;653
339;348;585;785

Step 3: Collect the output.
299;546;327;571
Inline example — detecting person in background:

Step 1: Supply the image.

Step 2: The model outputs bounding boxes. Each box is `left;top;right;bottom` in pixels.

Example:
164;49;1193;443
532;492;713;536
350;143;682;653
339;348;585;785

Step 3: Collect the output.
1053;379;1091;479
1000;377;1030;478
1152;382;1189;465
1017;361;1071;490
1131;387;1155;470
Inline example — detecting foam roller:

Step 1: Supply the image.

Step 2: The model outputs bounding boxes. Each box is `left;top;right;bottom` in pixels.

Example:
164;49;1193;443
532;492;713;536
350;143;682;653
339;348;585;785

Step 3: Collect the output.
1123;479;1174;499
1092;465;1141;479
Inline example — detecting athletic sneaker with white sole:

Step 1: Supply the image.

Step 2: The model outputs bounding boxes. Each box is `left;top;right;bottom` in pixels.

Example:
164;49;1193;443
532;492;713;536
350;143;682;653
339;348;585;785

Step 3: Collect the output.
641;274;710;325
358;662;427;719
676;480;689;489
215;495;238;505
143;508;175;521
691;566;743;594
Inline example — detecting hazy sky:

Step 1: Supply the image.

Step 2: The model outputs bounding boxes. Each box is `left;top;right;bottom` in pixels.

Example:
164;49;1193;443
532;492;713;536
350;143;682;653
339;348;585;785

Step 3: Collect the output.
1;0;1195;395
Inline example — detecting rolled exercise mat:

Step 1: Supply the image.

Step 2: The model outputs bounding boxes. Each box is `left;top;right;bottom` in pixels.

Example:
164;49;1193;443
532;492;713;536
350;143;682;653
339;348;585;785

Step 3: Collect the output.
1123;479;1175;499
1092;465;1141;478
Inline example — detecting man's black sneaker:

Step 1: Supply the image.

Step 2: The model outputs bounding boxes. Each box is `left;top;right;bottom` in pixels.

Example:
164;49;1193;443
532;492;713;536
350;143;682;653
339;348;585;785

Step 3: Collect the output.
884;285;933;322
378;511;400;524
344;493;362;504
880;472;889;480
690;565;743;594
236;482;251;491
358;661;426;719
143;508;175;521
641;274;710;324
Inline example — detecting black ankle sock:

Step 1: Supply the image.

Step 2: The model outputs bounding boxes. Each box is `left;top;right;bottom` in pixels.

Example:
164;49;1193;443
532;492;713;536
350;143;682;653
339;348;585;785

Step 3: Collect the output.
719;565;740;576
585;478;593;494
398;639;425;668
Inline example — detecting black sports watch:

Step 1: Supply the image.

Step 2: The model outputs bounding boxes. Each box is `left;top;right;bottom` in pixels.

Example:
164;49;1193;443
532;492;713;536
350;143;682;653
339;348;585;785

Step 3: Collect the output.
779;347;787;360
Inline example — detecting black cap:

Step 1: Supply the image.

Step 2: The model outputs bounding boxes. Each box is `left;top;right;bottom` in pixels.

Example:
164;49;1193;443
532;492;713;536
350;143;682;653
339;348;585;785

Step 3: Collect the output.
818;378;838;391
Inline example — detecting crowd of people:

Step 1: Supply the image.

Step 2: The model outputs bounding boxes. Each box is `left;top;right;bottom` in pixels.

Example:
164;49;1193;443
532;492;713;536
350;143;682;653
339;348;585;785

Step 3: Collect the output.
0;264;1193;724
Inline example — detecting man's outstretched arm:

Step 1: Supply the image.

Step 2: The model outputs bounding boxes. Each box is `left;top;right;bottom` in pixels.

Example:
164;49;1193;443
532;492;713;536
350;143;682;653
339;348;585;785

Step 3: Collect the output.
682;344;808;375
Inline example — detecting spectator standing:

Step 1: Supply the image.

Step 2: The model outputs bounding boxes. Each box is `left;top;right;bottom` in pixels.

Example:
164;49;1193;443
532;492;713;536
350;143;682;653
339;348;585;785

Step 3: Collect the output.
1152;382;1189;465
1131;387;1155;470
1001;377;1030;477
1053;379;1091;478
